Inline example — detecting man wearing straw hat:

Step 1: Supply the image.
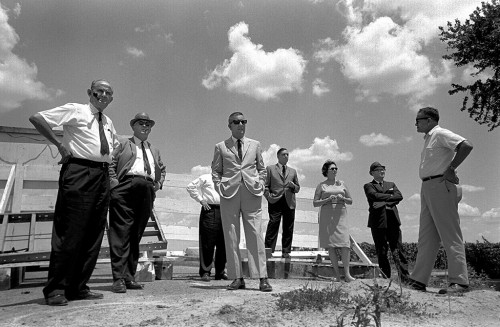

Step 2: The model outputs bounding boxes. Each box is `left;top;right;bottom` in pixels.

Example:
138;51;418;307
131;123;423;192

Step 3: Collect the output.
108;113;166;293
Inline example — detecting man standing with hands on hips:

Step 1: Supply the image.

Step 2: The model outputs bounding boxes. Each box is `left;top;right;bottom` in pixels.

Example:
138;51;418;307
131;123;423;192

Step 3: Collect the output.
186;174;227;282
408;106;473;294
264;148;300;258
211;112;272;292
29;79;117;306
108;113;166;293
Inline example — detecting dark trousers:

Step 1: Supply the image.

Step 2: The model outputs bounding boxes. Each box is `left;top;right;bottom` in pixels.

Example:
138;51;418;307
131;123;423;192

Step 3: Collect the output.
43;161;109;299
371;213;409;279
199;205;226;276
109;177;155;282
264;196;295;253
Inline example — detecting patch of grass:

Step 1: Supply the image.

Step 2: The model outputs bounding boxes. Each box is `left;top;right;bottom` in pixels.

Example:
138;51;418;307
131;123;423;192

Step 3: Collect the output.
274;282;351;312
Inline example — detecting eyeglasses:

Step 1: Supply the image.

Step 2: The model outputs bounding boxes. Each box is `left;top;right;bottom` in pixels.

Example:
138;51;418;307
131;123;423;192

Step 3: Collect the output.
415;117;429;123
328;167;338;171
231;119;247;125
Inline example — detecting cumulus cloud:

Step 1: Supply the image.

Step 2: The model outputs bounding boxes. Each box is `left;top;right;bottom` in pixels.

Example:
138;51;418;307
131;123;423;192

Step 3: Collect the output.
313;0;482;106
458;202;481;217
460;185;485;193
126;46;145;58
0;6;53;111
190;165;211;176
482;207;500;218
359;132;394;147
312;78;330;97
261;137;353;181
202;22;307;101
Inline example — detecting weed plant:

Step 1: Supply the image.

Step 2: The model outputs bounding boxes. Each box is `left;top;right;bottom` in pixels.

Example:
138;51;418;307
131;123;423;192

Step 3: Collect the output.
275;280;429;327
274;282;351;311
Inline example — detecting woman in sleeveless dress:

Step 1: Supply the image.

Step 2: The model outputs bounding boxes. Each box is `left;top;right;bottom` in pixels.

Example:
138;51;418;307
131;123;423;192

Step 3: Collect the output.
313;160;355;282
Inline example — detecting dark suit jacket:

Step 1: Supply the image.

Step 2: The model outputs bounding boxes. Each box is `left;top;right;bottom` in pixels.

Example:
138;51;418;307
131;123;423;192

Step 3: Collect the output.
264;164;300;209
109;137;166;189
363;180;403;228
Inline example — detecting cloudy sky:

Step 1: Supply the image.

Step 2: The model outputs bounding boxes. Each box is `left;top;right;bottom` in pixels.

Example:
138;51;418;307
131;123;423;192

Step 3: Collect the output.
1;0;498;243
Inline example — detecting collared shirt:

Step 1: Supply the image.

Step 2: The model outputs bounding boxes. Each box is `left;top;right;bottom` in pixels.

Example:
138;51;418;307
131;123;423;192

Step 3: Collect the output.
231;136;245;146
128;136;156;180
186;174;220;205
39;103;117;163
419;125;466;179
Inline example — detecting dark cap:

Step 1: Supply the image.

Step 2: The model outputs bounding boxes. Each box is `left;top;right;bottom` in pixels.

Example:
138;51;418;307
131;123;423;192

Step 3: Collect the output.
130;112;155;127
369;162;385;172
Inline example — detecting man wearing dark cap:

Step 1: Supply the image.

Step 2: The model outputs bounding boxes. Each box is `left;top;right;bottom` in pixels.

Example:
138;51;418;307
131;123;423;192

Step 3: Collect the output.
363;162;409;281
108;113;166;293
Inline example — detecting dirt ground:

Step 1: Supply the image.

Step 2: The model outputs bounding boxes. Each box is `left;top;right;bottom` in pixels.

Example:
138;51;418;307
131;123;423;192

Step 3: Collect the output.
0;263;499;327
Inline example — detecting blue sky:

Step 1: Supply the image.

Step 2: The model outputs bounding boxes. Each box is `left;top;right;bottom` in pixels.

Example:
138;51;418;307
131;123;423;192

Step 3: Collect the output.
0;0;498;243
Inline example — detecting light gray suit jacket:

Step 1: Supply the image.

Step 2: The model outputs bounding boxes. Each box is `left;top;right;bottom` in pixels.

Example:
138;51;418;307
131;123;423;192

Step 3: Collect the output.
211;137;266;199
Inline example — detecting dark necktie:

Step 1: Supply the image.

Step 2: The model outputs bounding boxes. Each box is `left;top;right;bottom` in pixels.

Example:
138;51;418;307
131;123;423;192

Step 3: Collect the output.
237;139;242;161
141;141;151;175
282;165;286;177
98;112;109;155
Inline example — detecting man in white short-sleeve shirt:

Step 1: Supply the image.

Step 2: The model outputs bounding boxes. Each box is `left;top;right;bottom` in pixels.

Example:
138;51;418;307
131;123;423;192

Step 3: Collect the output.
29;79;117;306
407;106;473;295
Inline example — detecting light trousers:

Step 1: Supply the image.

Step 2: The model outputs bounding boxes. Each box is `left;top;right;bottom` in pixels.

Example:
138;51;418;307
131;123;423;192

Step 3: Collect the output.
410;179;468;286
220;185;267;279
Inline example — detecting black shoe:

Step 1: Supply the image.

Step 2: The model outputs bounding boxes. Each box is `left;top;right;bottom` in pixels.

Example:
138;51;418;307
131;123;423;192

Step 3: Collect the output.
227;278;245;290
201;273;211;282
125;280;144;290
259;278;273;292
282;253;291;259
214;272;228;280
404;278;427;292
45;294;68;306
438;283;469;295
67;290;104;301
112;279;127;293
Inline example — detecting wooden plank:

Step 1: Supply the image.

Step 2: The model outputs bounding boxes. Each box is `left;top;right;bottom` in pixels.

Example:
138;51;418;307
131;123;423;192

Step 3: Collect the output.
0;165;15;213
0;165;16;250
28;213;36;252
11;162;24;213
350;235;374;266
23;165;60;181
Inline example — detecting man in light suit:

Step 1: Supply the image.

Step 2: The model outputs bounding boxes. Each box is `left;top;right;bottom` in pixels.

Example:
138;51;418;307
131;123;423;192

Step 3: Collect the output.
211;112;272;292
264;148;300;258
363;162;409;281
108;113;166;293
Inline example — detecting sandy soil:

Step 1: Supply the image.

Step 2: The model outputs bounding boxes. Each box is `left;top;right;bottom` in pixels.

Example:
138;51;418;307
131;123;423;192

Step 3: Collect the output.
0;275;499;327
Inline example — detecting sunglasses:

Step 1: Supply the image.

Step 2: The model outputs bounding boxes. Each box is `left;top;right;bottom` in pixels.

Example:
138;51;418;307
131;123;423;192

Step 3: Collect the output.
328;167;338;171
137;121;152;127
231;119;247;125
415;117;429;123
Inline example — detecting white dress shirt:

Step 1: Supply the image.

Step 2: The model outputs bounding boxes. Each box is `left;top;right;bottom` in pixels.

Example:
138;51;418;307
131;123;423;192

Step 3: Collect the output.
39;102;117;163
128;136;156;180
186;174;220;205
419;125;466;179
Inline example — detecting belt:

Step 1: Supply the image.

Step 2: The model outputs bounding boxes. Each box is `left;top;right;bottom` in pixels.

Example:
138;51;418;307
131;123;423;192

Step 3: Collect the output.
209;204;220;208
67;157;109;168
422;174;443;182
124;175;154;183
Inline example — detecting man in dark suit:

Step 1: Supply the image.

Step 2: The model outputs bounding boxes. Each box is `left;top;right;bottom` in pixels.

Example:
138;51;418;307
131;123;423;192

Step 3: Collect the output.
264;148;300;258
363;162;409;280
108;113;166;293
211;112;272;292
